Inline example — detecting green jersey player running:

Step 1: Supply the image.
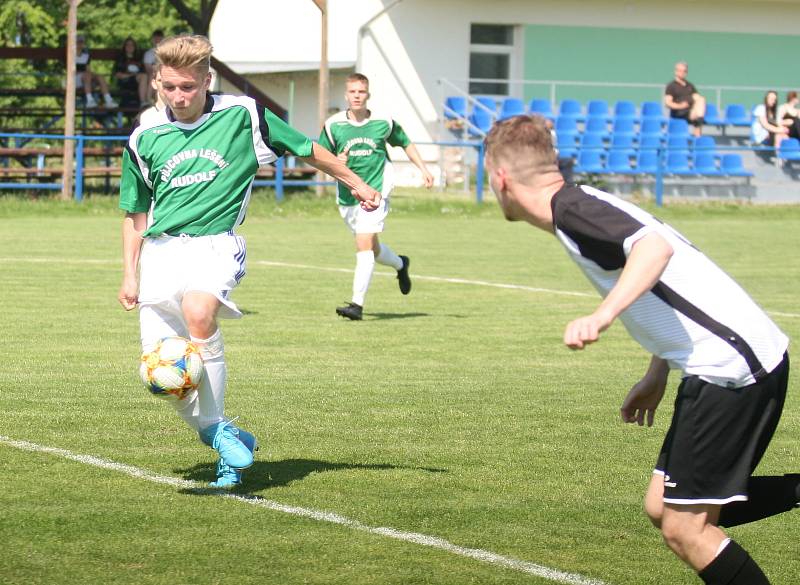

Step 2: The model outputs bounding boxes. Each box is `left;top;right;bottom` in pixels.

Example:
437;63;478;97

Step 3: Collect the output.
319;73;434;321
118;35;381;488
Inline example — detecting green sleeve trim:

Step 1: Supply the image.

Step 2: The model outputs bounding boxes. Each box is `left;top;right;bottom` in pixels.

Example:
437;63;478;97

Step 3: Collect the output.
263;108;313;157
387;120;411;148
119;148;153;213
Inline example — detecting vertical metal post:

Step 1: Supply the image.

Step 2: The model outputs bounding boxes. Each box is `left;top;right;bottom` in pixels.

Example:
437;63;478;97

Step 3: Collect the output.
75;135;85;202
655;146;664;207
275;156;285;202
475;141;485;204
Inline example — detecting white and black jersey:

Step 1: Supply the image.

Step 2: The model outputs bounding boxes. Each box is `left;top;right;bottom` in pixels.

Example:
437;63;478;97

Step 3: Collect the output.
551;184;788;388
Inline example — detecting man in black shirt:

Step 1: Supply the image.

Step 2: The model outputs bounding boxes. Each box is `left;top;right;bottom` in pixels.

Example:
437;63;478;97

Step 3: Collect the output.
665;61;705;136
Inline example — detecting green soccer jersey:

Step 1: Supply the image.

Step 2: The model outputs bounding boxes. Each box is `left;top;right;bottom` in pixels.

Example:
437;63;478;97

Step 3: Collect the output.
120;94;313;237
319;110;410;206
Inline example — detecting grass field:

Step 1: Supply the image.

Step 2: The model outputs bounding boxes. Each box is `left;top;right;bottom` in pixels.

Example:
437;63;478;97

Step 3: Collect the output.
1;191;798;585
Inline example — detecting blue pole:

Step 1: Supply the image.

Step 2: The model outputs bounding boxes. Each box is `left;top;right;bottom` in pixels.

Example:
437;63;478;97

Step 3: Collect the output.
475;141;485;204
75;135;85;202
275;156;285;202
655;146;664;207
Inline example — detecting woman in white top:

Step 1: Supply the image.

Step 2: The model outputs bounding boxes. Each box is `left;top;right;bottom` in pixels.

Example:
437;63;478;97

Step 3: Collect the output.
752;90;788;149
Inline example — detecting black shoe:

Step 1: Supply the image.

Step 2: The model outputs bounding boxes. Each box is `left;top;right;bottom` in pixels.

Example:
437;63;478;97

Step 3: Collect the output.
397;255;411;295
336;302;363;321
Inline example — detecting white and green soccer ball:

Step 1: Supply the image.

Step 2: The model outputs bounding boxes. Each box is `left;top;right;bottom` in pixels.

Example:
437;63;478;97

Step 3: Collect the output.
139;336;204;399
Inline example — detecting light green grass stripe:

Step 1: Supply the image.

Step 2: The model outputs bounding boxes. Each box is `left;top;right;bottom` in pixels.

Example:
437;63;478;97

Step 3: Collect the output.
1;435;609;585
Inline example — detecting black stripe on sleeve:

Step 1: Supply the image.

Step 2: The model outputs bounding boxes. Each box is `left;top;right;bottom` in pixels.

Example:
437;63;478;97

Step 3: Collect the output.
551;185;646;270
256;102;286;158
650;282;767;381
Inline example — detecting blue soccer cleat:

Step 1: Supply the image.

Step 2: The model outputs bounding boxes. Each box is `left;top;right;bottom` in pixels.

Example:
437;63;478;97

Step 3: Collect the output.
198;420;255;470
208;428;258;489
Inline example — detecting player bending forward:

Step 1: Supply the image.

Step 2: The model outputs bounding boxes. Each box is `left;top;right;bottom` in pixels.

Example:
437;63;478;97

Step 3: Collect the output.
484;115;797;585
319;73;434;321
118;35;381;488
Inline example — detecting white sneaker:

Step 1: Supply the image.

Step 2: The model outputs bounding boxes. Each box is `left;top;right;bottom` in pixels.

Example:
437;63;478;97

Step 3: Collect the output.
84;94;98;108
104;96;118;108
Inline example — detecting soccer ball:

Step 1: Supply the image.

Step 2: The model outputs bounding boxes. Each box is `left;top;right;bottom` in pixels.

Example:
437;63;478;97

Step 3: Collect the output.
139;337;204;399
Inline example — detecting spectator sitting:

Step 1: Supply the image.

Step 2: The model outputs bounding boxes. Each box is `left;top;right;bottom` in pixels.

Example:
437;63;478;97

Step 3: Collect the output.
113;37;148;109
142;29;164;105
74;34;116;108
664;61;706;137
777;90;800;140
752;90;788;151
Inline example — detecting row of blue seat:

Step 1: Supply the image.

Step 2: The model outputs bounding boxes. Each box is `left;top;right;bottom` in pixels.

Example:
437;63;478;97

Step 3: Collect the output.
573;150;753;177
558;132;719;157
445;96;754;136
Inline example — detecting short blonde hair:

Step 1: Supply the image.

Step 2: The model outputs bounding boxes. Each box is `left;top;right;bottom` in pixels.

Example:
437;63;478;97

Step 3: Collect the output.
484;115;557;181
156;34;213;75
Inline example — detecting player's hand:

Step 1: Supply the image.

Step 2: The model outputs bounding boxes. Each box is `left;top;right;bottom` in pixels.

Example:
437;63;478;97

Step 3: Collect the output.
620;375;667;427
563;310;613;350
118;276;139;311
337;147;349;164
352;183;382;211
421;170;434;188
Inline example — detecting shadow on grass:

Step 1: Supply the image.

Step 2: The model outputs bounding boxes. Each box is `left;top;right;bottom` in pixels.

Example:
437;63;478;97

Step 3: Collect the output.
365;311;430;320
175;458;447;494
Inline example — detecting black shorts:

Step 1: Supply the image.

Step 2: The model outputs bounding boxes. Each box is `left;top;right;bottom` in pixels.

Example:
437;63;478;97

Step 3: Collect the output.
671;109;704;127
654;353;789;505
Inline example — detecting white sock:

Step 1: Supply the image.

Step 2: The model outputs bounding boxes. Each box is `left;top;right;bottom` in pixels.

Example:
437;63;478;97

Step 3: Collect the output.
191;329;226;429
171;390;201;431
715;537;731;558
376;243;403;270
352;250;375;306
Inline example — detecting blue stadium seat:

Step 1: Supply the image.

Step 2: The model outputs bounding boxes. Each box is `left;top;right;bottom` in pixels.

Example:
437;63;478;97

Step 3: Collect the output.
641;101;667;123
778;138;800;162
474;96;498;116
613;100;637;122
586;99;611;122
559;99;584;122
529;98;555;120
667;118;690;136
721;153;753;176
667;135;691;153
610;134;636;157
555;116;580;141
444;96;467;120
575;149;605;173
468;108;493;137
556;133;578;159
640;117;665;138
611;117;636;138
499;97;525;120
724;104;752;127
666;151;693;175
694;135;717;151
638;134;663;150
607;150;635;174
580;132;606;151
636;150;660;174
584;116;610;140
693;152;721;176
704;103;725;127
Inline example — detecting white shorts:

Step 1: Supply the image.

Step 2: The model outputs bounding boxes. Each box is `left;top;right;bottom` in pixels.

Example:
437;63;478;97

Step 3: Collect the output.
137;232;246;348
339;198;390;235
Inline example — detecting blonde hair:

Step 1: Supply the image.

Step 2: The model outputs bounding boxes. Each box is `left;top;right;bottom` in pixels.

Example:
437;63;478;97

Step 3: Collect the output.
155;34;213;75
484;115;558;181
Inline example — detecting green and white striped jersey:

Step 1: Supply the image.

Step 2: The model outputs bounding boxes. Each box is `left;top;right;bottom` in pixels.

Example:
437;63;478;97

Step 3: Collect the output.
319;110;410;206
120;94;313;237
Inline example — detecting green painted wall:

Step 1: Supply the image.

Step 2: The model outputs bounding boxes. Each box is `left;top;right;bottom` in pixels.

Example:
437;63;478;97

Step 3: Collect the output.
523;25;800;109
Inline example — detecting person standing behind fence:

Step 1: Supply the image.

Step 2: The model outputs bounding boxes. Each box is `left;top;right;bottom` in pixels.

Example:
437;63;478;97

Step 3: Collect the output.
319;73;434;321
664;61;706;137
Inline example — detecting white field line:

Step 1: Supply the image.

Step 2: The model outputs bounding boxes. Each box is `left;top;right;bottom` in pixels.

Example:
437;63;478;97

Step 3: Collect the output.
1;256;798;319
0;435;608;585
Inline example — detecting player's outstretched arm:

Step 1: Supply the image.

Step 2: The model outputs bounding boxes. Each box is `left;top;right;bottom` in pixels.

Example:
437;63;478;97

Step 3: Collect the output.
404;144;434;188
563;231;673;349
620;355;669;426
118;212;147;311
300;142;381;210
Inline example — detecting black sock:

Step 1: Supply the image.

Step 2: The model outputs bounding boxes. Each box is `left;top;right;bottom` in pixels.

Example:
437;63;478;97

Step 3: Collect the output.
718;474;800;528
699;540;770;585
